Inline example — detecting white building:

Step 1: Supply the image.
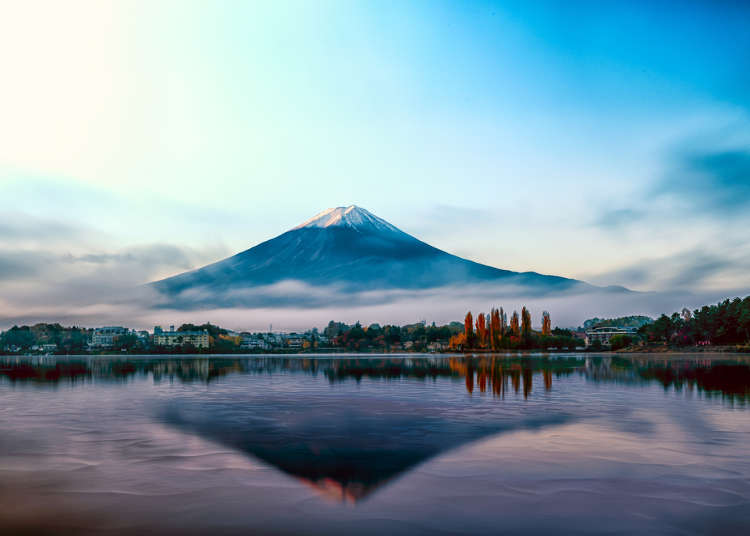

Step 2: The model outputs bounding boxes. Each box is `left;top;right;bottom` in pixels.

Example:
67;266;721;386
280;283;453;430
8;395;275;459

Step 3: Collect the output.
585;327;637;348
91;327;128;348
153;327;209;349
240;333;270;350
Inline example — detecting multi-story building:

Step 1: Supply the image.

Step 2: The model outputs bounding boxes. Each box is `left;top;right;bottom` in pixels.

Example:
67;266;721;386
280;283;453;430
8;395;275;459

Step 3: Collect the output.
584;326;637;348
153;327;209;349
91;327;128;348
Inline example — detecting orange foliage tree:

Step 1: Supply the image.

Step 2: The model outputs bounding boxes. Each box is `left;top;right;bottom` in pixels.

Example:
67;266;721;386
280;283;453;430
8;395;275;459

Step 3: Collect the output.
476;313;487;348
464;311;474;347
510;311;520;337
449;332;467;350
490;308;501;350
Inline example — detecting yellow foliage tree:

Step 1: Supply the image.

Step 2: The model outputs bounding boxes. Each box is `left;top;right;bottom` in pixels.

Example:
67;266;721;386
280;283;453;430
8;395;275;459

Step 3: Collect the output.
542;311;551;336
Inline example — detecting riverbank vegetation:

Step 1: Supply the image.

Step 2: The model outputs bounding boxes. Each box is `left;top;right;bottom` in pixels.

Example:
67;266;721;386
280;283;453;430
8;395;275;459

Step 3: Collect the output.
634;296;750;350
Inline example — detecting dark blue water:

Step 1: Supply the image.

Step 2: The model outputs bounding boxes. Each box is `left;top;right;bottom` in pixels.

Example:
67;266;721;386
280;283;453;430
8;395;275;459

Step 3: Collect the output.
1;354;749;535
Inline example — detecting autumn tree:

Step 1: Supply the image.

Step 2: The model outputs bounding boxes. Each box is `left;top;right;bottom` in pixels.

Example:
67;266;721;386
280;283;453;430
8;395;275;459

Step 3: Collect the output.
490;308;501;350
449;332;467;350
476;313;487;348
464;311;474;348
542;311;551;336
488;309;496;350
521;306;532;347
510;311;520;337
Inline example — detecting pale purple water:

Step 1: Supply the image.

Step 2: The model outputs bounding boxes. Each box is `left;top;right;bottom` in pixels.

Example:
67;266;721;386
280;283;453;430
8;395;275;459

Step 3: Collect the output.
1;354;748;535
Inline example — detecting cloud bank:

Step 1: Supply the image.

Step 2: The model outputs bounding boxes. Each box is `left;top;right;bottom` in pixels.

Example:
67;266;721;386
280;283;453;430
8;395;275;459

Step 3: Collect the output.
0;264;737;333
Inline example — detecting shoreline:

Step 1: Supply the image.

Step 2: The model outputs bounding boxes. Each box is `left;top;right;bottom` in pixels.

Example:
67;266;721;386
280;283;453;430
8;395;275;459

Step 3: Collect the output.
3;348;750;358
616;345;750;354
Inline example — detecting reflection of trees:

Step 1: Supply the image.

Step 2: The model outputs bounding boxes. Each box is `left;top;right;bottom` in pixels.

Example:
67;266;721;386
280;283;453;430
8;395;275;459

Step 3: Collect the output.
584;356;750;403
0;356;243;385
1;355;749;402
0;355;578;397
448;356;580;398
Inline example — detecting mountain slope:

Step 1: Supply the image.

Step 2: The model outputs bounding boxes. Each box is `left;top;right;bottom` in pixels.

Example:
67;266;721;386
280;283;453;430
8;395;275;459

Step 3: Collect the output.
151;205;594;306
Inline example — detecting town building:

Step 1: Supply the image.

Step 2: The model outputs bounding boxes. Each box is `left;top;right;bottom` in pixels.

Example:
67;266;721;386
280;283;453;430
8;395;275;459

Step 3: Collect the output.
153;327;209;349
584;326;637;348
91;327;128;348
240;333;271;350
427;341;447;352
286;335;304;349
135;331;150;343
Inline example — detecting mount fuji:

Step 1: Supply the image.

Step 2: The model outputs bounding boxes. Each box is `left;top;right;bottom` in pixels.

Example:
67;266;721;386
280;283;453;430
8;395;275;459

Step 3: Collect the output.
151;205;611;308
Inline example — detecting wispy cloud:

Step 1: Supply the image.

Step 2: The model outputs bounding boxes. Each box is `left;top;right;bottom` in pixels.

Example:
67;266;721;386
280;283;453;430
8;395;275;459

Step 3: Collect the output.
0;238;229;328
594;208;647;230
1;273;725;332
586;247;750;292
658;147;750;214
583;124;750;293
0;212;93;249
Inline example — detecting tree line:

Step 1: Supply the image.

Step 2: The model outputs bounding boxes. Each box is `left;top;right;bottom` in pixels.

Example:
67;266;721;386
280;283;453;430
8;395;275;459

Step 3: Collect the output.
638;296;750;347
449;307;583;351
324;320;463;352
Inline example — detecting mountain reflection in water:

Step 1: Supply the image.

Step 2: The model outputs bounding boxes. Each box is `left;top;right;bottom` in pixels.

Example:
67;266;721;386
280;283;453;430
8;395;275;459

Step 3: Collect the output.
2;353;750;534
1;354;749;504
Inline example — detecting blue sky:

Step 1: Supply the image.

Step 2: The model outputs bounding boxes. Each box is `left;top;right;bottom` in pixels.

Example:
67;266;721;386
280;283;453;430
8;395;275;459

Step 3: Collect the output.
0;0;749;324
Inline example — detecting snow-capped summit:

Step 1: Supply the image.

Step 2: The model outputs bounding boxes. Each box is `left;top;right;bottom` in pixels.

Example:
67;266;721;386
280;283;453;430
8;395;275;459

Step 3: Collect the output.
293;205;404;235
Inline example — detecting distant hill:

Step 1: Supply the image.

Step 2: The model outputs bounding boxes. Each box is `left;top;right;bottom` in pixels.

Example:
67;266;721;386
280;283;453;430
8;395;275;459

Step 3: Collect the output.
582;315;653;330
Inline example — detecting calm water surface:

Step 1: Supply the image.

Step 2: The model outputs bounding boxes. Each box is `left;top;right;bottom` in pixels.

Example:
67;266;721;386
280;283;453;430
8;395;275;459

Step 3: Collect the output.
1;353;749;535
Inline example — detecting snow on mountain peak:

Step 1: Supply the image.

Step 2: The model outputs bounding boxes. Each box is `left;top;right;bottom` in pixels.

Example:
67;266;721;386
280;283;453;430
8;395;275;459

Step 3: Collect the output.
293;205;405;235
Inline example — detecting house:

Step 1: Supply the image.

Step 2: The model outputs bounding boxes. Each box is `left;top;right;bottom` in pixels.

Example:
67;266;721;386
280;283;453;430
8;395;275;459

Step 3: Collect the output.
264;333;282;346
240;333;270;350
427;341;447;352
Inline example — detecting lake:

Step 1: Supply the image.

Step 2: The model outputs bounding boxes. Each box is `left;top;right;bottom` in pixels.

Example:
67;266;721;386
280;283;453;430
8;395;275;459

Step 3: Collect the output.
1;353;749;535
